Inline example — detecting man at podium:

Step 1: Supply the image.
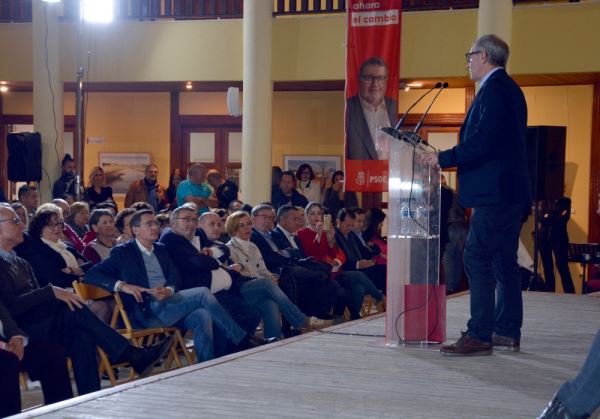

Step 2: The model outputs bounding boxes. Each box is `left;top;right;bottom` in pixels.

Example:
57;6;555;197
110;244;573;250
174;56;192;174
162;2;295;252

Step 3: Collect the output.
422;34;532;356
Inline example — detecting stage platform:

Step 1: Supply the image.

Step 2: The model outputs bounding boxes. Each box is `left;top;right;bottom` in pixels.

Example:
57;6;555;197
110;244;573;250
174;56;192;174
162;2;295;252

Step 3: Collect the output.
15;292;600;418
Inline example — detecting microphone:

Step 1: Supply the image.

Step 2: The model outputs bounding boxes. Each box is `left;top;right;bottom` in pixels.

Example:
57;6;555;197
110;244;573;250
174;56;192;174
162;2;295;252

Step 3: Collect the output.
394;81;442;131
413;82;448;134
380;127;424;146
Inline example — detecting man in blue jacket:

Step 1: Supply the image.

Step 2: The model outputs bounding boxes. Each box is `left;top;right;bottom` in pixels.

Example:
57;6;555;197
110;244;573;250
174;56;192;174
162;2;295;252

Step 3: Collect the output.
423;34;532;356
86;209;247;362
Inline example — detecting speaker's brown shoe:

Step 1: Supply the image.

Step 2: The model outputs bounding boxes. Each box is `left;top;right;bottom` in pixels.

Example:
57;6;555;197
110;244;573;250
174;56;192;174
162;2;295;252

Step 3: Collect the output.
440;331;493;356
492;332;520;352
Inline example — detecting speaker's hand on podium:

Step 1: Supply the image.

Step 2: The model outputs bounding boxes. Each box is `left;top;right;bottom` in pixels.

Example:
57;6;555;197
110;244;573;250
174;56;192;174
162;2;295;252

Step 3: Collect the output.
421;152;440;169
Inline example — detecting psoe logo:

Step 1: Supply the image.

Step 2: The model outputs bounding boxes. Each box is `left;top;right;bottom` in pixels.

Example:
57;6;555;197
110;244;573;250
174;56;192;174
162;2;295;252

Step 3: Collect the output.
369;175;388;184
356;171;366;186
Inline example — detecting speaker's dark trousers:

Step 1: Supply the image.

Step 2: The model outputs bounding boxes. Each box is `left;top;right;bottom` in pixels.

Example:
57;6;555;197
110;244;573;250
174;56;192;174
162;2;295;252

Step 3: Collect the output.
17;300;130;395
464;205;524;342
0;341;73;417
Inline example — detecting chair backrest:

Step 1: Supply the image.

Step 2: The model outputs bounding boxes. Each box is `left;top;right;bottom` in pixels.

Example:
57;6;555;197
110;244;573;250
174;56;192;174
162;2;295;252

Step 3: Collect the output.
72;280;119;328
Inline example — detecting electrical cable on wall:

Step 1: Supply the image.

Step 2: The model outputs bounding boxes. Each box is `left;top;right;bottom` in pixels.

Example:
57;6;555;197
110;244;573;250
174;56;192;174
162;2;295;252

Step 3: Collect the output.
43;2;61;192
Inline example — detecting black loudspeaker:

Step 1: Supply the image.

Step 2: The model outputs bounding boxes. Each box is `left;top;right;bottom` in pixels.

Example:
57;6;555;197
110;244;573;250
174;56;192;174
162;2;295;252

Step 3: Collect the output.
526;126;566;201
7;132;43;182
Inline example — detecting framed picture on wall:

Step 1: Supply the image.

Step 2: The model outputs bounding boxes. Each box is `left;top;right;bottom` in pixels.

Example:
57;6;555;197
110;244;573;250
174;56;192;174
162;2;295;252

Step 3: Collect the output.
283;155;342;183
99;153;151;195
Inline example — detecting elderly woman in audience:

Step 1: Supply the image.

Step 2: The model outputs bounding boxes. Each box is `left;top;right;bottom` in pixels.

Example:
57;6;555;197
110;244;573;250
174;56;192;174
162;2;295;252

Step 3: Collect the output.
84;166;115;211
51;198;85;252
115;207;136;244
155;212;171;236
225;211;332;340
297;202;384;320
9;202;28;231
323;170;358;218
67;201;90;240
82;209;117;264
17;204;92;289
295;163;322;204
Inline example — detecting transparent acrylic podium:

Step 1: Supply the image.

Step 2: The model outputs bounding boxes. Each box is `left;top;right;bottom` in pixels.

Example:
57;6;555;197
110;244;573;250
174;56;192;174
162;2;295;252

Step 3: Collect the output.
385;132;446;347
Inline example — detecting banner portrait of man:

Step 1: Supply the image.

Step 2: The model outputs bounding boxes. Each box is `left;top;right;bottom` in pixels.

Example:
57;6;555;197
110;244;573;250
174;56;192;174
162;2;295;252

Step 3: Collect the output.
346;56;398;161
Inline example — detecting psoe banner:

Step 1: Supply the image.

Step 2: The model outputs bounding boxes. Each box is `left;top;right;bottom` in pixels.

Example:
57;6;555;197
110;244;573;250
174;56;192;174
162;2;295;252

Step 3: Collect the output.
344;0;401;192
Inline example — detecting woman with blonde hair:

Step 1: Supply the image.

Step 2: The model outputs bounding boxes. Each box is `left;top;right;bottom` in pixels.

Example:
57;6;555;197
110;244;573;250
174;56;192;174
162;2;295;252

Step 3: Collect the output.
225;211;332;340
84;166;115;211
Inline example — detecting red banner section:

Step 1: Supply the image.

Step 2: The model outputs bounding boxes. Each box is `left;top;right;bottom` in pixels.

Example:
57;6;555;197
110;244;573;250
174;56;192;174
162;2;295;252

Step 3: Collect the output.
344;0;401;192
345;159;389;192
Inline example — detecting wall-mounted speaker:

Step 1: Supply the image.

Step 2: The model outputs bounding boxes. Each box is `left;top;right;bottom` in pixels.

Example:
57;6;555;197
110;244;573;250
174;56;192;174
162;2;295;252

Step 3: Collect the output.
7;132;42;182
227;87;241;116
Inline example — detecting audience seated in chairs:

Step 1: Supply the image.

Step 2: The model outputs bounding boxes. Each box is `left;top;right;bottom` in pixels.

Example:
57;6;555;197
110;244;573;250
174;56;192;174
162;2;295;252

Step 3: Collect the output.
85;209;248;363
83;209;118;265
159;205;261;353
0;202;173;398
363;208;388;265
115;207;137;245
298;203;383;320
256;204;340;319
16;203;93;289
335;208;387;294
225;211;333;340
51;198;85;253
66;201;91;241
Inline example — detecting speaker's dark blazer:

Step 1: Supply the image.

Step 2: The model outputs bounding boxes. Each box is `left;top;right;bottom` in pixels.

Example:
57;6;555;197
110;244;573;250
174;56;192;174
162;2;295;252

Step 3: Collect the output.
345;95;398;160
438;69;532;209
86;240;181;315
158;228;220;290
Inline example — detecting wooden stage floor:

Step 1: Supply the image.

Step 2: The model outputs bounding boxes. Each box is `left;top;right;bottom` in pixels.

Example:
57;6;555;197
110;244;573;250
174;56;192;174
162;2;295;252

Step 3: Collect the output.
14;292;600;419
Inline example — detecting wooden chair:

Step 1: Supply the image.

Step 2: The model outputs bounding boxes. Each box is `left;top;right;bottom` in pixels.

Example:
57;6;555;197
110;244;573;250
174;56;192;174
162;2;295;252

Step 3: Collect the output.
72;281;194;386
343;295;385;320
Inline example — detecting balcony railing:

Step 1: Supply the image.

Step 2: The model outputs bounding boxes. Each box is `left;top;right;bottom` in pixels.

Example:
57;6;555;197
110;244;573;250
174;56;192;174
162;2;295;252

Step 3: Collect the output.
0;0;581;23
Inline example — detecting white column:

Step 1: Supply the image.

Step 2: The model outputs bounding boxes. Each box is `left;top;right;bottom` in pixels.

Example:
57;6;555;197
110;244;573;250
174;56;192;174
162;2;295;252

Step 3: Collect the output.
32;0;64;203
477;0;512;49
241;1;273;205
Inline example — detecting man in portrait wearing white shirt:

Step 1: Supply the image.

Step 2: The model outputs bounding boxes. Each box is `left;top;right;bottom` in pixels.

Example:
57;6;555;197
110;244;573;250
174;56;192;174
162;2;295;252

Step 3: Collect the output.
346;56;398;160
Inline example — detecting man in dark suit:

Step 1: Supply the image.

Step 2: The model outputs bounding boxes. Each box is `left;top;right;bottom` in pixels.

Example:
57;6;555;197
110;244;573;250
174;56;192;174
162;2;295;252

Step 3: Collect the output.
334;208;387;293
422;34;532;356
346;56;398;160
0;301;73;417
0;203;173;396
86;209;247;363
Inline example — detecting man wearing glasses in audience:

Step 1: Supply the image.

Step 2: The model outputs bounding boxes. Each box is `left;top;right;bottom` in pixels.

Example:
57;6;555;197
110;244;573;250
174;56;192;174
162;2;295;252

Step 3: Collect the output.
346;56;398;160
